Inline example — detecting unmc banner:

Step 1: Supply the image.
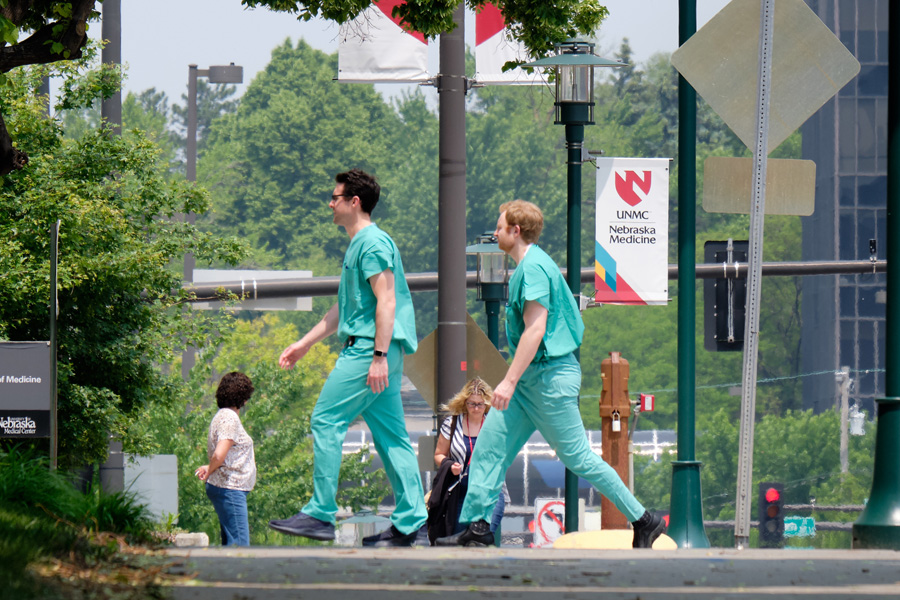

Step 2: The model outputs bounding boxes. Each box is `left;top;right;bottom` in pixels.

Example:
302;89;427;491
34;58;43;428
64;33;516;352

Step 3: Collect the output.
595;158;670;305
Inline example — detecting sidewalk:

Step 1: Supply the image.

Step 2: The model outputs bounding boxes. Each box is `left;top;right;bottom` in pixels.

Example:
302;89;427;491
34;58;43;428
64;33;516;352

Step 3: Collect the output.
163;546;900;599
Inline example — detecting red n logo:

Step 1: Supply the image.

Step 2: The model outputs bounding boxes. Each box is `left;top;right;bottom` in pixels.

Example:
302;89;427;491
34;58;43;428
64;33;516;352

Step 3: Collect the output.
615;171;652;206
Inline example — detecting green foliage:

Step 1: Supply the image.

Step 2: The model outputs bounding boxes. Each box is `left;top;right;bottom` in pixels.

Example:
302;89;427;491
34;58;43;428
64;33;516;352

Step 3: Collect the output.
634;408;875;547
199;39;405;275
0;445;158;597
172;79;240;154
244;0;607;57
121;88;181;169
0;60;247;469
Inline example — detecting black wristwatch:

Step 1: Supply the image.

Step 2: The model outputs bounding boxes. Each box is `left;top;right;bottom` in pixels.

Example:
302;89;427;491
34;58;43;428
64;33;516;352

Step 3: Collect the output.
373;349;387;357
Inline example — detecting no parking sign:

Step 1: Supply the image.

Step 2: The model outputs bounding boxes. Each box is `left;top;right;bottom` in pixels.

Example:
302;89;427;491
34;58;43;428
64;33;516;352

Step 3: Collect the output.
532;498;566;548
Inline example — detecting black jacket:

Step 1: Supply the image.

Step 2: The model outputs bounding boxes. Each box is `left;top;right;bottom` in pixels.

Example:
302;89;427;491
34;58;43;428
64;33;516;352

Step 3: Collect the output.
427;457;465;544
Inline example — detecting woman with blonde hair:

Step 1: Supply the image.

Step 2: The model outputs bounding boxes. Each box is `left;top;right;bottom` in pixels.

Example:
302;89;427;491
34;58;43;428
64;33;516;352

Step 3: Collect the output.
431;377;508;540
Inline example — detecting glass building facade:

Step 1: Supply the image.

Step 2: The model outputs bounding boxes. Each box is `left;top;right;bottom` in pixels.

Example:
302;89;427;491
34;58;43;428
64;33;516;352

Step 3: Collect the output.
800;0;888;414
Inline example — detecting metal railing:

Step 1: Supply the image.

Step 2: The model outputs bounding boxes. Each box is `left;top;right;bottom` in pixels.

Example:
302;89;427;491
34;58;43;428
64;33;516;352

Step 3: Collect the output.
183;259;887;301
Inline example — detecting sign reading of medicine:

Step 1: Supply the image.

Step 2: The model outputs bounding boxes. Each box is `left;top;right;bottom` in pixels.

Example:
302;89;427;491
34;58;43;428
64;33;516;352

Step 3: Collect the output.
0;342;52;437
595;158;670;305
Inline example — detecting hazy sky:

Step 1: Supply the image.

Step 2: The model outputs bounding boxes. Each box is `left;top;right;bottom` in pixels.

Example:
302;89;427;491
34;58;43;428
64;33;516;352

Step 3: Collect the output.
116;1;731;105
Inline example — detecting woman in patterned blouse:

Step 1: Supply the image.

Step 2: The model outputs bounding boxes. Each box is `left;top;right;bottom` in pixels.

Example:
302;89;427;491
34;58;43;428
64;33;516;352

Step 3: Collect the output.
195;372;256;546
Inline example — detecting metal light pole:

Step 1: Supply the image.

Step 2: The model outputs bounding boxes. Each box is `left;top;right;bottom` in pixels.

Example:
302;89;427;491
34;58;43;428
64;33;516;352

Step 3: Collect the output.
668;0;710;549
524;41;622;534
436;6;469;415
182;63;243;379
466;233;509;348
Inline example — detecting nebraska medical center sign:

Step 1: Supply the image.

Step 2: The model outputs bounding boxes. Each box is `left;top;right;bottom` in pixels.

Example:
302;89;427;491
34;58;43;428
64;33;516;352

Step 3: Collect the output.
0;342;52;437
595;158;670;305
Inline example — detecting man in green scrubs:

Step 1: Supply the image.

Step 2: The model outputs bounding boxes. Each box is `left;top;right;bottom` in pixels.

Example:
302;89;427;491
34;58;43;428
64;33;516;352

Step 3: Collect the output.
437;200;666;548
268;169;427;547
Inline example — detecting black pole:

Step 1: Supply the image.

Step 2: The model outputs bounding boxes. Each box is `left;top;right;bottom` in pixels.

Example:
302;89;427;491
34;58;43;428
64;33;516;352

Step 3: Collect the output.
49;221;59;470
667;0;710;549
437;7;468;413
563;121;584;534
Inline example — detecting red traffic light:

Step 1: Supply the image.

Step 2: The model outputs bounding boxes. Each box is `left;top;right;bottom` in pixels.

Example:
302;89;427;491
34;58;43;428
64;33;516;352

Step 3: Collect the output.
765;487;781;503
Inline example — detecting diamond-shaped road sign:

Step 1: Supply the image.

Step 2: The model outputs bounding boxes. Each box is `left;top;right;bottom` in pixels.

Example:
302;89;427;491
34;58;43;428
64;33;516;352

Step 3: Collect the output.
671;0;859;156
404;312;509;413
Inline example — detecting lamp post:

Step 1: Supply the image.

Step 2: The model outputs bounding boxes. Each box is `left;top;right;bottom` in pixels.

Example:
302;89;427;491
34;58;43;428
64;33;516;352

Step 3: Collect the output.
182;63;243;379
524;41;622;534
466;233;510;348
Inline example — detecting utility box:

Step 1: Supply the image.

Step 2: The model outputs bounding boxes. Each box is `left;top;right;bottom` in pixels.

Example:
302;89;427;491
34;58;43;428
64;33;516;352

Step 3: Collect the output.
125;454;178;523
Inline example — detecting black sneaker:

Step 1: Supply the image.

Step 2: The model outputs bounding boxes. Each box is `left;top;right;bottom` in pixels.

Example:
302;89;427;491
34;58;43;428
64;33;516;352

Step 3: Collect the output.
414;524;430;547
268;512;335;541
362;524;419;547
434;520;494;547
632;513;666;548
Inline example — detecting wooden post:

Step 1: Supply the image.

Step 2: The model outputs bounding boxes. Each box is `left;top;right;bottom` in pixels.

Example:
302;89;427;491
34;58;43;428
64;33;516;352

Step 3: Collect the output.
599;351;631;529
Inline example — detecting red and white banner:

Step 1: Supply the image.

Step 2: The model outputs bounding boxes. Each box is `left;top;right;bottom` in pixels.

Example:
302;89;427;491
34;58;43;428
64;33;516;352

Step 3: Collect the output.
337;0;429;82
595;158;670;306
640;394;655;412
474;3;545;85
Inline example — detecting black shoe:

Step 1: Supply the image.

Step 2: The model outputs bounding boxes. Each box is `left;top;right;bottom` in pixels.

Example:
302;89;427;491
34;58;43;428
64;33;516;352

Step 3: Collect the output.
434;520;494;547
268;512;335;541
362;524;419;547
414;524;430;547
632;513;666;548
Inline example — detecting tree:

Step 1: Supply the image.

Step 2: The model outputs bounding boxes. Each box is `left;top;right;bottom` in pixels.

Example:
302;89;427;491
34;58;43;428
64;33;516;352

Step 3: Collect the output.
171;79;240;156
246;0;608;59
0;1;108;175
0;61;246;468
633;407;875;548
198;39;406;275
121;88;181;169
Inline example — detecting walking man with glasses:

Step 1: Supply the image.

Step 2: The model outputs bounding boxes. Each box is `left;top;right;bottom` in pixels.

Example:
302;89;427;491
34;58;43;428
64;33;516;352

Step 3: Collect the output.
268;168;427;546
436;200;666;548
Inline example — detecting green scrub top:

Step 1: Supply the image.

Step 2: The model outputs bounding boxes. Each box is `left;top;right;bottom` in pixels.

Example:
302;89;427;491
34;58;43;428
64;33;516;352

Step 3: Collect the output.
506;245;584;362
337;223;417;355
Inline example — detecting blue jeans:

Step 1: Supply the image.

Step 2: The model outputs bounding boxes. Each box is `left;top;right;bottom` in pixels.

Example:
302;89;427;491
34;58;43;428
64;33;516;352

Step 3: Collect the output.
206;482;250;546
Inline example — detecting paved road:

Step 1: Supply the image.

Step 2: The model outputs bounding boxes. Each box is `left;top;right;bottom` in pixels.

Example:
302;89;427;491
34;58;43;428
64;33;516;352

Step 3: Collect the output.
164;546;900;599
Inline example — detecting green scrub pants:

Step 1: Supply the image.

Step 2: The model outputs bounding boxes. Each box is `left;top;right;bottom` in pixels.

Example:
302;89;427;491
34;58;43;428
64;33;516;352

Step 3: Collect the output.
459;353;645;525
302;338;427;534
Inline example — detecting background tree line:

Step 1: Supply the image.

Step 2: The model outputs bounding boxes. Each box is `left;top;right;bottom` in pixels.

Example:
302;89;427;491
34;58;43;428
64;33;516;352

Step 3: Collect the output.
1;33;873;546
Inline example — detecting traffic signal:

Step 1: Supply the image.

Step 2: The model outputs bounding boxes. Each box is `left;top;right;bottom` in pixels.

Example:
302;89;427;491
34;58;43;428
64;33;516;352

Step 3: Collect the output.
758;482;784;547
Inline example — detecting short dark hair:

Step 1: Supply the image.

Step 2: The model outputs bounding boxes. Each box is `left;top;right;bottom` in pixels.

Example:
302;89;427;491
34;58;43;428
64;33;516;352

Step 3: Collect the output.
216;372;254;410
335;168;380;214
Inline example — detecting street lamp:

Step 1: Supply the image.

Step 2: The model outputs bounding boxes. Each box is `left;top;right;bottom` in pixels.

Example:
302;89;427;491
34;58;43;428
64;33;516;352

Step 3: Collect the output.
185;62;243;276
524;41;622;534
466;233;509;348
182;62;243;379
